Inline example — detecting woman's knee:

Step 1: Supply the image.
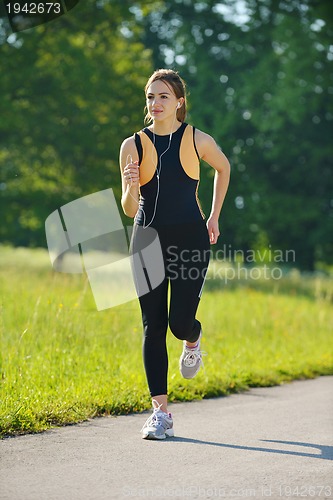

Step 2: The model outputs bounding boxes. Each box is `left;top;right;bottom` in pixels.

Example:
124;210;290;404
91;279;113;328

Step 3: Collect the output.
168;316;192;341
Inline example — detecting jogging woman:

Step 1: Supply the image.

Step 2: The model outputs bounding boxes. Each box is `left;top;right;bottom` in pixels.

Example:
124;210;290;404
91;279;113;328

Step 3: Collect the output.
119;69;230;439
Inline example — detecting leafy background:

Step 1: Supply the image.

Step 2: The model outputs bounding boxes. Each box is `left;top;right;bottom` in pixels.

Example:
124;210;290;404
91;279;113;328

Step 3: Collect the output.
0;0;332;270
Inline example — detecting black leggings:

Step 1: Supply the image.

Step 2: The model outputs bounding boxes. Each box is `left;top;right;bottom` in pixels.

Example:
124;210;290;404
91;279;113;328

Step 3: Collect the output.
130;219;210;397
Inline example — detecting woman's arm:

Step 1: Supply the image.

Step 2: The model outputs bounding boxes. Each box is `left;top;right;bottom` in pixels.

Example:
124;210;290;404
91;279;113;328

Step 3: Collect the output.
195;130;231;244
119;136;140;218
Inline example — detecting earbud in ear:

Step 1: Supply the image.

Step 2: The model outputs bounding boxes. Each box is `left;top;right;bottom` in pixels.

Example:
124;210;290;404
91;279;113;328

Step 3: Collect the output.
177;102;181;109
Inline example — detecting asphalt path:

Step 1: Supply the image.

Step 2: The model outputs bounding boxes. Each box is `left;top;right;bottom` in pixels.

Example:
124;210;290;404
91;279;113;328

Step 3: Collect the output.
1;376;332;500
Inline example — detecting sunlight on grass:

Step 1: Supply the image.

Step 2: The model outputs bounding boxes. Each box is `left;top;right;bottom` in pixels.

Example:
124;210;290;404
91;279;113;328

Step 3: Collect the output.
0;245;332;436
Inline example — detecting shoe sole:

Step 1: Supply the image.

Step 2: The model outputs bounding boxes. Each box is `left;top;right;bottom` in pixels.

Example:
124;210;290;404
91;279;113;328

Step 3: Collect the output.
179;333;203;379
142;428;175;440
179;364;201;379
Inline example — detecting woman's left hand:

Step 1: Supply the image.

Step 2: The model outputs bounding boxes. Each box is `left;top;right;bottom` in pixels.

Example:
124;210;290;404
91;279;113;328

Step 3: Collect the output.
207;216;220;244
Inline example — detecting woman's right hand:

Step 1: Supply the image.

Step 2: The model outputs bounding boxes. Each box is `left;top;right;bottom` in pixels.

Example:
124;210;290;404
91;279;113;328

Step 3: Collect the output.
123;156;140;187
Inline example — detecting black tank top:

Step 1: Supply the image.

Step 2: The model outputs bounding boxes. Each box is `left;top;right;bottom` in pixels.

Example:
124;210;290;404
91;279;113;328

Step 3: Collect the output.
134;122;205;226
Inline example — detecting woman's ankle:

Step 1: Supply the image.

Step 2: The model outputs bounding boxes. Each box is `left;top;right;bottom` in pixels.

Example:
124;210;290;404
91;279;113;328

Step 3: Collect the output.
152;395;168;414
185;330;201;348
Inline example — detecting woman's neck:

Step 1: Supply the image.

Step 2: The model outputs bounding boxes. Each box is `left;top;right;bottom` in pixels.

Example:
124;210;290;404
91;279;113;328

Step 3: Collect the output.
149;119;183;136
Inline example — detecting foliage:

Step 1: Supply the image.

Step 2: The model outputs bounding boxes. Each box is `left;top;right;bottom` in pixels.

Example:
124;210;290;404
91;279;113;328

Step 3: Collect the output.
0;1;152;245
0;1;332;268
140;0;333;268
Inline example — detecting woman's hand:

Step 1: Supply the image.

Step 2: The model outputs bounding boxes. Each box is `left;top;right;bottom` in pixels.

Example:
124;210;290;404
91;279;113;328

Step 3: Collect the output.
207;216;220;244
123;157;140;187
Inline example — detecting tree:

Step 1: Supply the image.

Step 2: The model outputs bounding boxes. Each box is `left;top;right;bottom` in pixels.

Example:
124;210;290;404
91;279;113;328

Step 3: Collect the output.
140;0;333;269
1;0;332;269
0;0;153;246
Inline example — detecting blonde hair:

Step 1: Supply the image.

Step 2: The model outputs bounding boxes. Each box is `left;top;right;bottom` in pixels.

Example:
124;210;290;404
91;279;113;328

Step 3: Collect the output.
144;69;187;124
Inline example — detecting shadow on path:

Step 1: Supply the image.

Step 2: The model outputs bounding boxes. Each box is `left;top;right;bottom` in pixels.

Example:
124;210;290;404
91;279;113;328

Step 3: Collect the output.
158;437;333;461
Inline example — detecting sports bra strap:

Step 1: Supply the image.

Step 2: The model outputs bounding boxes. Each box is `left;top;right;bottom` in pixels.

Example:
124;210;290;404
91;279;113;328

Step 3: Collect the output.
134;133;143;165
192;126;200;161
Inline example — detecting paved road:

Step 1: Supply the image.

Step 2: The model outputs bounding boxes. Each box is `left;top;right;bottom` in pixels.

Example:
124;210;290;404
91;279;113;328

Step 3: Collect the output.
1;376;332;500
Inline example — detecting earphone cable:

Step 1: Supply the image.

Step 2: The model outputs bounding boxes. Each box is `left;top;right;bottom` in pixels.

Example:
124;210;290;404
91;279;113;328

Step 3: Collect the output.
126;109;178;228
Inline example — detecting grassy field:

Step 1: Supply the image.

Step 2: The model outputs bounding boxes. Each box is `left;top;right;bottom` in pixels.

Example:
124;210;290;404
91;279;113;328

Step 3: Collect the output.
0;245;332;437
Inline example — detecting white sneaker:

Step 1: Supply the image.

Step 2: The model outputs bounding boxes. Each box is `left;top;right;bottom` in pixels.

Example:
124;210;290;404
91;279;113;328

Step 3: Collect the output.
179;331;206;379
141;400;174;440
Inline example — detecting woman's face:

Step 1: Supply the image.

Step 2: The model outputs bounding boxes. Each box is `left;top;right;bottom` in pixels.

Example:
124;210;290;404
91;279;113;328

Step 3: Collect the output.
146;80;180;122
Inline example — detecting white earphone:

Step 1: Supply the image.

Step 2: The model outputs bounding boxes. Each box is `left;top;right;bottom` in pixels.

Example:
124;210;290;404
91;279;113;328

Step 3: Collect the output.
177;102;181;109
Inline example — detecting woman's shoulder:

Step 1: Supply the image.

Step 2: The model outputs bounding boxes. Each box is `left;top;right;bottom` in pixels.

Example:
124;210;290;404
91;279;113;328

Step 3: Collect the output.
191;126;220;159
121;127;144;145
192;126;217;148
120;134;138;154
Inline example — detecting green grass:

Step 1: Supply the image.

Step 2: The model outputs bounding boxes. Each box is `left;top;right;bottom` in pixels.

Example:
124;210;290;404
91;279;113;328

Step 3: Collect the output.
0;245;332;437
